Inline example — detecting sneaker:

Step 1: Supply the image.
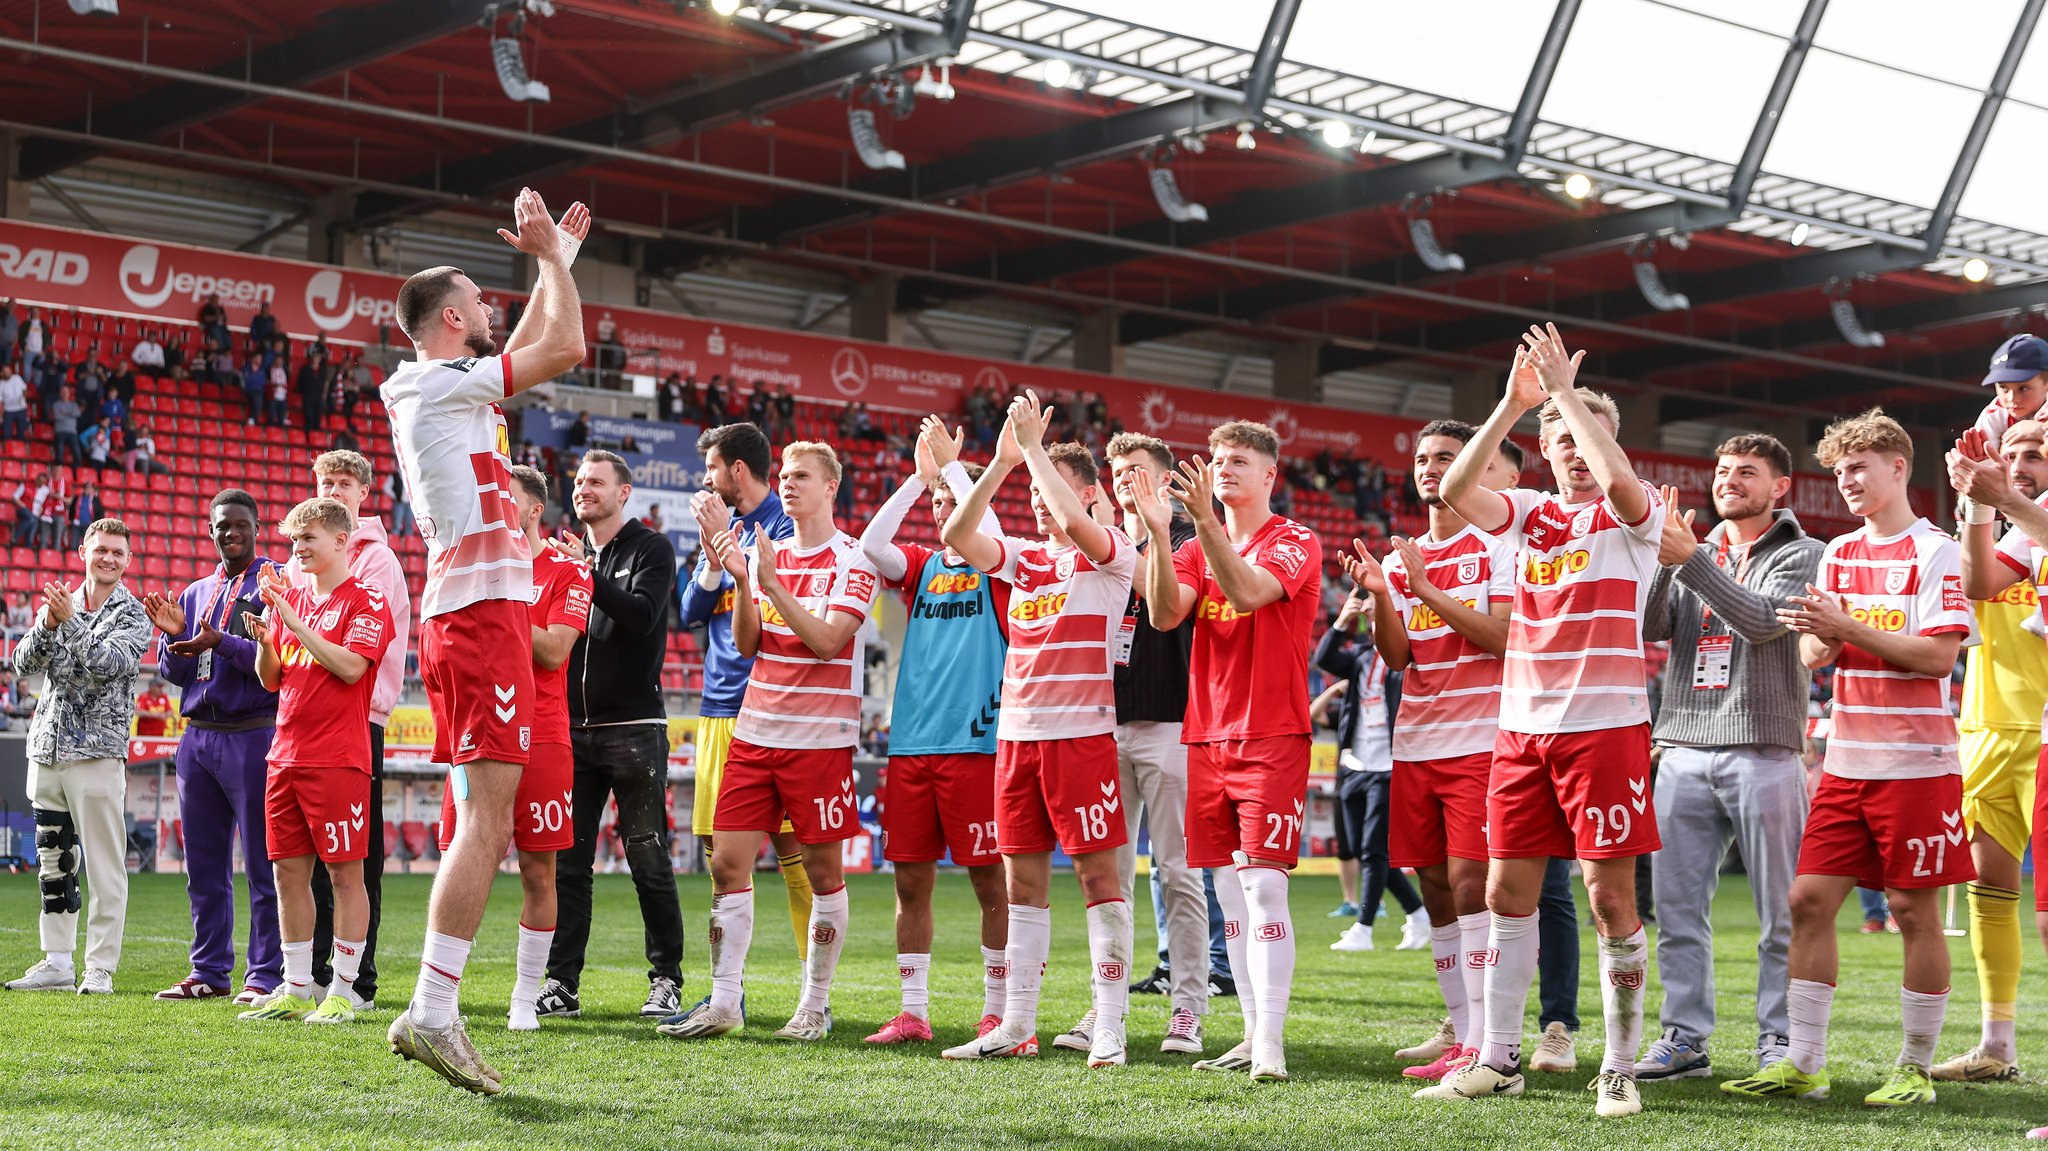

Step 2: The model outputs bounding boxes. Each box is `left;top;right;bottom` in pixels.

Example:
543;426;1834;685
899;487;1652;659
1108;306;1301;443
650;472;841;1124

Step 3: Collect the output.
304;993;358;1025
1720;1059;1830;1100
1328;901;1362;919
1396;1017;1457;1062
1131;964;1171;995
1634;1027;1711;1080
534;978;581;1019
339;986;374;1013
231;983;272;1006
238;991;315;1021
1087;1023;1127;1068
155;976;231;1001
1249;1059;1290;1083
389;1009;503;1095
2028;1125;2048;1140
1859;919;1885;935
1330;922;1374;952
1051;1008;1096;1052
942;1021;1039;1059
1529;1022;1578;1073
1863;1063;1936;1108
642;975;682;1018
1591;1070;1642;1117
864;1012;934;1044
1756;1035;1791;1069
976;1013;1002;1037
75;968;113;995
5;960;75;991
1404;1044;1473;1080
1885;915;1900;934
1930;1045;2020;1082
1160;1007;1204;1054
1395;910;1431;952
1414;1060;1524;1100
1206;973;1236;998
1193;1039;1255;1073
655;999;744;1040
773;1007;833;1041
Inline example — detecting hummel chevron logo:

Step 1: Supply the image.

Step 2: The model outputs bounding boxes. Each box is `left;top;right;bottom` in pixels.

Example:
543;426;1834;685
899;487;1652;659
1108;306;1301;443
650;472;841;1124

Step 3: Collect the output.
494;683;516;702
1944;810;1966;846
1100;781;1120;815
1941;810;1962;827
1629;776;1648;814
495;704;516;723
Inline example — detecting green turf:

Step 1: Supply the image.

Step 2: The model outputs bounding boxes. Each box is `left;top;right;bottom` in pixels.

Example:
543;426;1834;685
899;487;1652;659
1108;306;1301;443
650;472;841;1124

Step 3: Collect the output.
1;869;2043;1149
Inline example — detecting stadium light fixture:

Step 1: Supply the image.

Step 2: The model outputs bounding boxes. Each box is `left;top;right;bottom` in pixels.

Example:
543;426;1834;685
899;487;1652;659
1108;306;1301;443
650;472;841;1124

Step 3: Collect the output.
1149;165;1209;224
1789;222;1810;247
67;0;118;13
1562;172;1594;200
1964;257;1991;283
848;105;905;170
1829;297;1885;348
1043;58;1073;89
710;0;743;14
491;35;550;102
912;61;955;102
1319;120;1353;149
1405;197;1465;273
1632;258;1690;312
1235;122;1257;151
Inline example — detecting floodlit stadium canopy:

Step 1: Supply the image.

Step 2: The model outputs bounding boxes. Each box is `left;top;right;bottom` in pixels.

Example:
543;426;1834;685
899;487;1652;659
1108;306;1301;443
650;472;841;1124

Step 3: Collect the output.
2;0;2044;436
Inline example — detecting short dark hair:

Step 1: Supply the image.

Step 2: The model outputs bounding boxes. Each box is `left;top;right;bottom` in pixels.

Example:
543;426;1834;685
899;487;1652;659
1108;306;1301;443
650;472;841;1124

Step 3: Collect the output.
582;448;632;486
210;488;259;520
1497;438;1526;472
509;464;549;504
395;265;464;340
697;422;771;482
1714;432;1794;478
1105;431;1173;472
1045;442;1099;487
1415;419;1477;445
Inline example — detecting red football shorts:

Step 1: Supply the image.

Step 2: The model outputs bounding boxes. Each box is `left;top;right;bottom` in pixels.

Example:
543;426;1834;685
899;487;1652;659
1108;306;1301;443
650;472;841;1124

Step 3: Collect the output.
1391;751;1492;869
438;741;574;853
713;738;857;844
883;752;999;867
1801;771;1976;892
1489;725;1659;860
265;765;372;863
1185;734;1312;870
995;734;1126;857
420;598;534;768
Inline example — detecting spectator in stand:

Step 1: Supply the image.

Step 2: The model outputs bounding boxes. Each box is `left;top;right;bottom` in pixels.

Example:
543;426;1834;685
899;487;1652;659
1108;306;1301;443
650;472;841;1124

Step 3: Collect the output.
0;301;16;366
35;357;64;420
20;307;44;380
342;355;372;432
384;468;413;538
703;375;726;422
135;676;174;738
35;482;65;550
7;588;33;634
75;361;104;424
98;391;126;432
66;483;103;550
207;346;237;391
837;400;858;440
50;385;83;467
106;359;136;408
774;384;796;439
239;358;266;425
11;478;38;546
296;352;327;431
656;373;685;424
247;302;277;348
0;361;27;442
198;292;226;338
266;359;289;426
594;310;622;388
746;382;770;427
81;416;115;474
130;330;164;372
566;411;590;450
123;419;171;477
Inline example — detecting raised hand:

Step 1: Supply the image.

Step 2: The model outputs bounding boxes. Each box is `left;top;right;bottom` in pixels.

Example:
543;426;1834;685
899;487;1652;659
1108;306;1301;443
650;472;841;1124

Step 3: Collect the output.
1165;456;1217;525
496;187;566;262
1519;322;1586;396
1388;536;1433;594
1656;484;1700;565
992;410;1026;471
1949;438;2013;509
1776;584;1852;640
1504;346;1545;413
141;591;187;636
691;489;732;540
919;415;963;471
1008;390;1051;451
1340;537;1387;595
544;533;590;565
40;579;73;626
1335;588;1367;631
557;201;591;266
244;611;273;649
1121;466;1173;534
167;621;224;658
708;529;748;582
754;533;781;586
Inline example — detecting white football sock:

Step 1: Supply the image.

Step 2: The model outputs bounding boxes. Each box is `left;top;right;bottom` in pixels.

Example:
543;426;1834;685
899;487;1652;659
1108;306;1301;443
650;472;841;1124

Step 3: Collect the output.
708;887;755;1015
898;952;932;1020
1598;927;1649;1074
1458;910;1489;1041
797;885;849;1013
1786;978;1834;1074
1212;864;1255;1043
45;951;73;973
1983;1018;2017;1063
1899;986;1949;1070
1087;898;1133;1032
281;938;314;999
980;945;1008;1019
411;930;471;1027
1429;920;1469;1047
331;936;366;992
1479;912;1538;1071
1003;904;1052;1034
1240;866;1294;1067
511;923;552;1014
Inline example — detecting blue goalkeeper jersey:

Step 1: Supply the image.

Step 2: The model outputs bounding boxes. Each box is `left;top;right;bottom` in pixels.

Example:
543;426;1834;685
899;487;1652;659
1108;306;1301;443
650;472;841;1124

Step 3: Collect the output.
887;542;1007;756
680;491;794;719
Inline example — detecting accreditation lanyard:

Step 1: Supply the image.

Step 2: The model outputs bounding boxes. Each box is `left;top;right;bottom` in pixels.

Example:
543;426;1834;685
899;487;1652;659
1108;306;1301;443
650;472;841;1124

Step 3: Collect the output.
1692;539;1752;691
196;562;265;681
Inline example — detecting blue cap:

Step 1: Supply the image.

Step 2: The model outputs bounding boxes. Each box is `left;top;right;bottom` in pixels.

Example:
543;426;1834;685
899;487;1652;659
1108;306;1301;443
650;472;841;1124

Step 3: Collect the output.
1984;334;2048;386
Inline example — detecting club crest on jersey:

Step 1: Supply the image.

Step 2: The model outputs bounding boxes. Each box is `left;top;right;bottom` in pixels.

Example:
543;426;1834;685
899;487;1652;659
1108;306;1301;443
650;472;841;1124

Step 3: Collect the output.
1457;557;1481;585
1572;508;1597;535
1836;568;1853;591
519;726;531;751
1054;552;1076;580
1254;923;1287;942
319;607;343;631
1885;566;1909;594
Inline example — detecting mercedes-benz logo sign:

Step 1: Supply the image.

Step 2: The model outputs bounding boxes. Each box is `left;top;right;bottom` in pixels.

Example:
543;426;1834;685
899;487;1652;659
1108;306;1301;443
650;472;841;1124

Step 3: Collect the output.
973;365;1009;395
829;346;870;397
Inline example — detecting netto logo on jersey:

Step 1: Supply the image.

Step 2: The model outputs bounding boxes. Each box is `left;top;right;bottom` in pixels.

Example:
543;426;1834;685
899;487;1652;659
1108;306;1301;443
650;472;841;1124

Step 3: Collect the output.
1009;591;1069;622
926;571;983;595
1524;550;1591;586
714;588;736;614
1406;598;1479;632
1196;595;1241;623
1849;603;1906;632
1993;580;2038;608
761;602;789;627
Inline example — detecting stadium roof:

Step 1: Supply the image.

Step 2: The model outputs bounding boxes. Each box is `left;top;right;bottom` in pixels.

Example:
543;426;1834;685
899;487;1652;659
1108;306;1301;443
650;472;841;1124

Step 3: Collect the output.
3;0;2044;437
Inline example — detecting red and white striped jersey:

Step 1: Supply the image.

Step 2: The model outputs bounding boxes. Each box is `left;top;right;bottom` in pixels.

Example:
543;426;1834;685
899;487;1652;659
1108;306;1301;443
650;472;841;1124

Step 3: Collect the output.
1991;492;2048;622
989;528;1136;740
1821;519;1972;779
381;354;531;620
1488;483;1664;735
1382;525;1517;761
735;531;880;751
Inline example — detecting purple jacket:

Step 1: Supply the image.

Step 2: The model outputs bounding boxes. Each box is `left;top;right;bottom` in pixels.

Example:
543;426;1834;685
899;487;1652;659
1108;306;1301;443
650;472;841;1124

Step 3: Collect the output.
157;557;282;728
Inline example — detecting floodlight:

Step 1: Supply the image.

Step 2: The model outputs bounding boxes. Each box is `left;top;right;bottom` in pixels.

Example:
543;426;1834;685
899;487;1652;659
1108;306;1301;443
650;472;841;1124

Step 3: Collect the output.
1562;172;1593;200
1043;58;1072;88
1319;121;1352;149
1964;258;1990;283
1235;122;1257;151
68;0;117;13
711;0;742;14
1789;222;1810;247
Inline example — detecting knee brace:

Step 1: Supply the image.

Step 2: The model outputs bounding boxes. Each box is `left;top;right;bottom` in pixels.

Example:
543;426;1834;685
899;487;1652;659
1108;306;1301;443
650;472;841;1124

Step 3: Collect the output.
34;808;80;916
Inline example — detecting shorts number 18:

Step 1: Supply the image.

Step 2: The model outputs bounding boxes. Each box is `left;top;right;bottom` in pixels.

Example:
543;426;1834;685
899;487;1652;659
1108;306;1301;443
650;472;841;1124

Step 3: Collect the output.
1072;803;1110;842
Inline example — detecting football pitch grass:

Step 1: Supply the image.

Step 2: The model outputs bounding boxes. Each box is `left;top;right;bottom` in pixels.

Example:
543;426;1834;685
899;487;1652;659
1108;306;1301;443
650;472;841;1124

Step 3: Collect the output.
3;871;2045;1150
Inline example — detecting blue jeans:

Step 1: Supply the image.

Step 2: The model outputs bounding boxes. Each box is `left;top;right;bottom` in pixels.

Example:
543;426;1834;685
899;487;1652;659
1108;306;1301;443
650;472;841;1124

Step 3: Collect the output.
1;410;26;441
1539;857;1580;1031
1152;864;1231;978
1858;887;1890;923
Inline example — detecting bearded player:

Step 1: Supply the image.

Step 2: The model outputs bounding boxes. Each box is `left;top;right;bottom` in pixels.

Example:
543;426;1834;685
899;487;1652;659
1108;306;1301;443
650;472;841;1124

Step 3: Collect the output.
381;188;588;1093
1422;325;1664;1117
1128;419;1323;1084
1342;420;1519;1079
436;465;590;1031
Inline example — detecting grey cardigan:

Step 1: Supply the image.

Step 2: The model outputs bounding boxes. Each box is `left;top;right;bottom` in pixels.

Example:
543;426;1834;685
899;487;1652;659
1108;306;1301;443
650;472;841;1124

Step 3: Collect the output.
1643;509;1824;752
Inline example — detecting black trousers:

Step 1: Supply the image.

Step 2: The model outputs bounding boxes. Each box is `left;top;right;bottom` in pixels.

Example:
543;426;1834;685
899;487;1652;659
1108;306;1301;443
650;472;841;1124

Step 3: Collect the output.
1334;768;1422;926
311;723;384;995
548;724;685;988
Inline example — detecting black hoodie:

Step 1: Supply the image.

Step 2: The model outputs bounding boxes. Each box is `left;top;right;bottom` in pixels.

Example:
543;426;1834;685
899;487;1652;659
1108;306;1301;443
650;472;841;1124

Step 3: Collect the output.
569;517;678;726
